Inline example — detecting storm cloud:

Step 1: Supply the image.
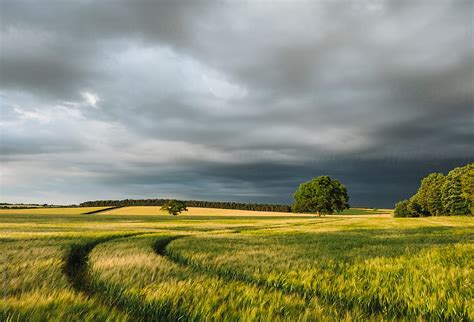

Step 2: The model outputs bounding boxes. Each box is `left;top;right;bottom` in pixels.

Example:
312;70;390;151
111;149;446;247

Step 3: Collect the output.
1;0;473;207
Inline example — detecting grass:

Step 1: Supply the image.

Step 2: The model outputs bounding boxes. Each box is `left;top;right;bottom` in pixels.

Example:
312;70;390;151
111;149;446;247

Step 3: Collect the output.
87;234;353;321
1;232;131;321
1;207;472;321
339;208;390;215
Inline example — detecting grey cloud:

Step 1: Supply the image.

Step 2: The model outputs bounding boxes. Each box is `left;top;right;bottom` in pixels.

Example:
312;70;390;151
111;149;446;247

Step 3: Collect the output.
0;0;472;206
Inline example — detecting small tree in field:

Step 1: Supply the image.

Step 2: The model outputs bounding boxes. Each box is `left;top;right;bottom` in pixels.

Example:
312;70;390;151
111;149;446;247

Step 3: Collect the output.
160;200;188;216
292;176;349;215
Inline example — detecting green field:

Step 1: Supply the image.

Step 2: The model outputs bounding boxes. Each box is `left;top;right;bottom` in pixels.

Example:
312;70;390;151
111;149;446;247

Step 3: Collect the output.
1;207;472;321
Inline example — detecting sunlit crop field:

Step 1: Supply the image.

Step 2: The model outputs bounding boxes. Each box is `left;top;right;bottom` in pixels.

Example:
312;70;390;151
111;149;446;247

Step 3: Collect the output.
1;207;472;321
103;206;302;216
101;206;389;217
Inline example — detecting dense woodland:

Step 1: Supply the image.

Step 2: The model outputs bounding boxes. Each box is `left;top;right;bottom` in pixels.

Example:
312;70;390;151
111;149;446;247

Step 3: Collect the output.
80;199;292;212
394;163;473;217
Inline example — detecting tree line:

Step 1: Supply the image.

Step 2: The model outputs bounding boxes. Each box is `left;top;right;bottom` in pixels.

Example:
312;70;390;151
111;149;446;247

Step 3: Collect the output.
79;199;292;212
394;163;473;217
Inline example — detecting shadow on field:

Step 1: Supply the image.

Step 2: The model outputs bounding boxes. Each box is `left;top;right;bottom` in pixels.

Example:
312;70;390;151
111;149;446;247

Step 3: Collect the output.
277;225;473;260
230;218;348;233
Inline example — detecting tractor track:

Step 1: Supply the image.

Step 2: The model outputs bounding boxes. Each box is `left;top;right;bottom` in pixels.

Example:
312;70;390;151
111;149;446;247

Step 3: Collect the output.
62;218;427;321
63;233;148;320
158;223;425;321
64;233;196;322
231;217;351;233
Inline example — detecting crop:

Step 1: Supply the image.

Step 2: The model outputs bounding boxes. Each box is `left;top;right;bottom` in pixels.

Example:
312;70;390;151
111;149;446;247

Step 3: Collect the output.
168;216;473;320
1;208;472;321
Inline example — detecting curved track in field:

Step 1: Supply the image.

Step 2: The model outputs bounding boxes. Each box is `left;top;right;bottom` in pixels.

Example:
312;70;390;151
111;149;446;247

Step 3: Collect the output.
158;227;419;321
155;219;352;299
64;234;142;293
64;233;192;321
231;217;349;233
152;235;186;256
63;217;448;321
63;233;147;320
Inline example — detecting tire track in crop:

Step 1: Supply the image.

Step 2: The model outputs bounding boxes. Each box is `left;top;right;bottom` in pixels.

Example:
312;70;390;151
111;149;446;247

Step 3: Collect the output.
153;235;186;256
63;233;146;319
65;234;197;322
158;236;340;314
159;228;425;321
230;217;351;234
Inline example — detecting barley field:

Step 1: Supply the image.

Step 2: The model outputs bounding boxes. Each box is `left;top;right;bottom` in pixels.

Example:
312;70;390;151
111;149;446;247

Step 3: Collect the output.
1;207;472;321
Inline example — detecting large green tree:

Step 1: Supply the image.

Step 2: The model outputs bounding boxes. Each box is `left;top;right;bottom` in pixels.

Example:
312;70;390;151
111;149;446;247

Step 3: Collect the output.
394;163;473;217
411;173;445;216
446;164;473;214
441;175;470;215
292;176;349;215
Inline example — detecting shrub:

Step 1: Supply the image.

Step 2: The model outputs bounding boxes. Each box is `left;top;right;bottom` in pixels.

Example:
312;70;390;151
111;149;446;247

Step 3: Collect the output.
394;200;413;217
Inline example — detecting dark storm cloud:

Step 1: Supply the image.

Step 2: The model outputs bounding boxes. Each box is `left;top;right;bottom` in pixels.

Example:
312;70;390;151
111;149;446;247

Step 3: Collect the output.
1;0;473;206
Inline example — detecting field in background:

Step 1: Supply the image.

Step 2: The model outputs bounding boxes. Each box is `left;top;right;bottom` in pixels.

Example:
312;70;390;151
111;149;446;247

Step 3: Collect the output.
0;207;109;215
0;206;388;217
102;206;389;216
1;207;472;321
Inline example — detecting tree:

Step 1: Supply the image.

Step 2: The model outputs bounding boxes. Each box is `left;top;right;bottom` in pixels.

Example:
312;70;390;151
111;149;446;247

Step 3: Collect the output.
445;163;473;215
79;198;292;212
394;200;412;217
407;173;445;217
292;176;349;215
393;163;473;217
407;194;425;217
414;173;445;216
160;200;188;216
441;175;470;215
424;173;446;216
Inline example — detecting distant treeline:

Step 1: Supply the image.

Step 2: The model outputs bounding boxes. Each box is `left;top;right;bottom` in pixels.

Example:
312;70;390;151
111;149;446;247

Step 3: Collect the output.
0;203;69;209
79;199;292;212
394;163;473;217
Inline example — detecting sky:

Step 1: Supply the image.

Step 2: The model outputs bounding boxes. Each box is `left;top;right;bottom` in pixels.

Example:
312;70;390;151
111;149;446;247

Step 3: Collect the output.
1;0;473;207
